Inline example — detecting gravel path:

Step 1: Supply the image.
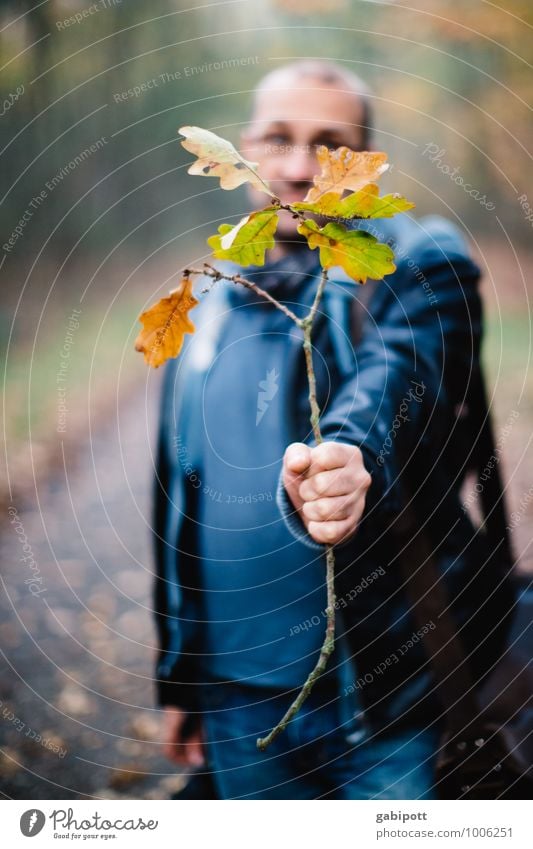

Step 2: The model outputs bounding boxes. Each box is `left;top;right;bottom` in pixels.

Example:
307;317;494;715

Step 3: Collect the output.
0;381;188;800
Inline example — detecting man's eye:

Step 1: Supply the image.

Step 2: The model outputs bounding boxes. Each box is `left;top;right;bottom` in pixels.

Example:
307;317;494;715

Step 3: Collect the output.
264;134;290;145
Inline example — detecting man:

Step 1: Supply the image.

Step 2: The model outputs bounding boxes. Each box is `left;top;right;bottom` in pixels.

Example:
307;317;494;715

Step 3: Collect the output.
153;61;513;799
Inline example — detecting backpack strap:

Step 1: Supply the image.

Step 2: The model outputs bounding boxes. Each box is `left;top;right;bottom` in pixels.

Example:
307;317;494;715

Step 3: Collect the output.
466;365;515;567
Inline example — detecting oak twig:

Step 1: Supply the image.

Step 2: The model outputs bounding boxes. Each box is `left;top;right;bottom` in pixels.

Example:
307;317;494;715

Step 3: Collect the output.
183;263;337;751
256;269;336;750
184;264;302;326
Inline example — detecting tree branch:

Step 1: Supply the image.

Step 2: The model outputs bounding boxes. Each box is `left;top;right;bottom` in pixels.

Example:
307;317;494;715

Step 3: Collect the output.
256;268;336;751
183;263;337;751
184;264;303;326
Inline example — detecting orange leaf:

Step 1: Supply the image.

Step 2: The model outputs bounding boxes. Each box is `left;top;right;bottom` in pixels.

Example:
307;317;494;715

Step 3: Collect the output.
135;277;199;368
305;146;389;202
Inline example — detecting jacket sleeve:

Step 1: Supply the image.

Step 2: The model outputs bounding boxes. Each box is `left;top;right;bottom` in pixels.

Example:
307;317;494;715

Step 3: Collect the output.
152;356;203;711
276;222;482;551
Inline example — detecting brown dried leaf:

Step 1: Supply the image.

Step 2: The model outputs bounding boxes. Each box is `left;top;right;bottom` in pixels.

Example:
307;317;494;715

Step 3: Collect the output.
135;277;199;368
305;146;389;202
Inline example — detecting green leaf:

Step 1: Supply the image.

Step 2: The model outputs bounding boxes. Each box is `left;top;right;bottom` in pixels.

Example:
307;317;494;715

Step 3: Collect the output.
297;219;396;283
207;209;279;266
293;184;415;220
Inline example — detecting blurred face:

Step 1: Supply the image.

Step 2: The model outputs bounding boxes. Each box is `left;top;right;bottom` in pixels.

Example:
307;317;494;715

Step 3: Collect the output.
240;76;366;245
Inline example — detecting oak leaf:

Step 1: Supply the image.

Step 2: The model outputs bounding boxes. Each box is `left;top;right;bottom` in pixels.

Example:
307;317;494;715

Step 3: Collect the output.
305;147;389;202
207;209;279;266
297;219;396;283
294;183;414;219
135;276;199;368
179;125;271;195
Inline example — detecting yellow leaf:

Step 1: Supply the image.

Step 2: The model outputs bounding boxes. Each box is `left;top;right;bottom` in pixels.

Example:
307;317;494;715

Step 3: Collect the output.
305;147;389;202
297;219;396;284
179;126;272;195
135;277;199;368
207;209;279;266
294;183;415;219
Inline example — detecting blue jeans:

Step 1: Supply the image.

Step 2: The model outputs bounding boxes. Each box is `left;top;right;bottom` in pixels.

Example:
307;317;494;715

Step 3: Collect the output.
199;681;442;800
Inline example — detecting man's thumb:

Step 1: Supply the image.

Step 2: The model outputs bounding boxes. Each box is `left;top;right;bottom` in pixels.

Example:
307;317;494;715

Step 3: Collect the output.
284;442;312;475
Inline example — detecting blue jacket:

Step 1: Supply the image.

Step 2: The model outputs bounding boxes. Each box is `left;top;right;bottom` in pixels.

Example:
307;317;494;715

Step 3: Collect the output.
152;213;515;733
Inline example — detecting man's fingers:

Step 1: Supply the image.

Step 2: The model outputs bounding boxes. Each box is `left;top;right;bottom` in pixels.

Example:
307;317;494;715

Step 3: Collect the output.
284;442;312;475
282;440;371;545
286;442;356;478
186;728;205;767
307;441;359;472
283;443;312;512
163;739;188;764
299;467;353;500
164;736;204;766
162;712;187;764
307;516;357;546
302;492;356;523
284;442;363;480
162;708;205;766
282;441;371;533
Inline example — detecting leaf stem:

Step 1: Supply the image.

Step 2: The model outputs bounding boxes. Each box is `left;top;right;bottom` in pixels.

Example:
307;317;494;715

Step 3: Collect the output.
271;198;307;221
239;161;276;198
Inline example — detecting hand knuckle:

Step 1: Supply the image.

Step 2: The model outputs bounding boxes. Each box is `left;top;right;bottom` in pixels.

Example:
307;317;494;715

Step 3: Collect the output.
318;500;331;520
302;501;313;519
355;469;370;489
313;480;322;496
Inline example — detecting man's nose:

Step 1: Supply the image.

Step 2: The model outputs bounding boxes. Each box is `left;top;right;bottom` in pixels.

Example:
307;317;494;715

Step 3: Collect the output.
280;145;317;183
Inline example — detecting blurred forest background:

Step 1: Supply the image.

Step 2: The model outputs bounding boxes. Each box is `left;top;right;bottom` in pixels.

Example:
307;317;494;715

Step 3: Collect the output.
0;0;531;799
1;0;532;498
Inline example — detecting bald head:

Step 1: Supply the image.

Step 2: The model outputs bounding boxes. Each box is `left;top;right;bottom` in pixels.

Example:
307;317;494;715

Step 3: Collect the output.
240;60;375;249
250;60;373;148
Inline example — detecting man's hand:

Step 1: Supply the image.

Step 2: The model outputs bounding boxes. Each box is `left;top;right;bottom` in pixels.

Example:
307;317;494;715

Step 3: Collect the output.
162;706;205;766
282;441;372;546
